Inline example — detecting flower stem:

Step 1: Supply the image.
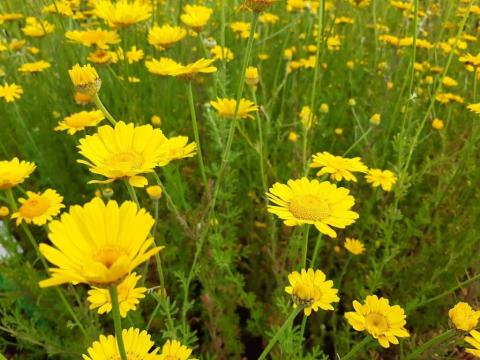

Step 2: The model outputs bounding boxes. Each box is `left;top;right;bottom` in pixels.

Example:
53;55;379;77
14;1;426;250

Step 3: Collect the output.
301;225;310;268
93;93;117;126
257;307;303;360
109;287;128;360
342;336;372;360
405;329;456;360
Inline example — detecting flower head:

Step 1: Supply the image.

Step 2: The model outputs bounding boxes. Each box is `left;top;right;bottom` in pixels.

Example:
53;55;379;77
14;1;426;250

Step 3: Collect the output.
55;110;105;135
146;185;162;200
0;83;23;102
22;17;54;37
267;177;359;238
87;273;146;317
148;25;186;49
94;0;151;28
66;28;120;49
310;152;368;182
39;198;162;288
83;327;160;360
210;98;258;119
345;295;409;348
467;103;480;115
11;189;64;226
0;158;36;189
449;302;480;331
180;5;213;32
68;64;101;95
344;238;365;255
159;340;197;360
245;66;260;86
18;60;51;74
146;57;217;79
285;268;339;316
365;169;397;192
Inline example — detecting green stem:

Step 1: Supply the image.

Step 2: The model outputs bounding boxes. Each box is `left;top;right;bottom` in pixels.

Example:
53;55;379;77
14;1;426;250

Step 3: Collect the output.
301;225;310;268
310;233;323;267
251;89;267;194
93;93;117;126
405;329;456;360
342;336;372;360
109;287;128;360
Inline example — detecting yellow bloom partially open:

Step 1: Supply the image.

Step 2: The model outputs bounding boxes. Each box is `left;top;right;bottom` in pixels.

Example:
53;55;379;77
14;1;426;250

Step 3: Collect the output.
11;189;64;226
449;302;480;331
55;110;105;135
210;98;259;119
0;158;36;189
68;64;101;95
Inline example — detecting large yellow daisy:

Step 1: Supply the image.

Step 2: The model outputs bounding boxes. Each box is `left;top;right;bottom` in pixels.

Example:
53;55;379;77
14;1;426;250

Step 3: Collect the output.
11;189;64;226
0;158;36;189
266;177;359;238
94;0;151;28
39;198;162;287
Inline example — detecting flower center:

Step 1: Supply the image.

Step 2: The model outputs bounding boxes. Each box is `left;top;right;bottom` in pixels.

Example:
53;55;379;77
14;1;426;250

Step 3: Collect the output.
19;197;50;218
66;115;92;128
289;195;331;221
365;312;388;333
93;247;125;268
108;152;144;170
292;283;317;306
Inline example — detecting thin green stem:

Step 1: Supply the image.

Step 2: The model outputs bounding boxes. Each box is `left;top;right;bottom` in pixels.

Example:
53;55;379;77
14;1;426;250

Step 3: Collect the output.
251;89;267;193
405;329;456;360
109;287;128;360
342;336;372;360
93;93;117;126
301;225;310;268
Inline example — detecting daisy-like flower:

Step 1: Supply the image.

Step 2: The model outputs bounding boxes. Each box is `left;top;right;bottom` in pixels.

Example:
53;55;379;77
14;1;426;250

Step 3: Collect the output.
87;272;146;317
210;98;259;119
285;268;339;316
18;60;51;74
83;327;160;360
126;46;144;64
245;66;260;86
211;45;234;62
299;106;316;129
68;64;101;95
467;103;480;115
180;4;213;32
65;28;120;49
365;169;397;192
449;302;480;331
345;295;410;348
94;0;151;28
22;17;55;37
466;330;480;357
0;158;36;189
310;152;368;182
55;110;105;135
77;121;195;187
266;177;359;238
39;198;163;288
146;57;217;79
0;82;23;102
11;189;64;226
148;24;187;50
158;340;197;360
344;238;365;255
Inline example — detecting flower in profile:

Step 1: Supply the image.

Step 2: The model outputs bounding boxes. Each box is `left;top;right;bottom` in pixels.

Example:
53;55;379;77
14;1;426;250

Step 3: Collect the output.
345;295;409;348
245;66;260;87
55;110;105;135
465;330;480;357
87;273;146;317
146;185;162;200
68;64;101;95
77;121;195;187
0;82;23;102
83;327;160;360
365;169;397;192
18;60;51;74
211;45;234;62
467;103;480;115
159;340;197;360
210;98;258;119
344;238;365;255
310;152;368;182
148;24;187;50
11;189;64;226
267;177;359;238
146;57;217;79
65;28;120;49
22;17;55;37
94;0;151;28
180;4;213;32
39;198;162;287
449;302;480;331
285;268;339;316
0;158;36;189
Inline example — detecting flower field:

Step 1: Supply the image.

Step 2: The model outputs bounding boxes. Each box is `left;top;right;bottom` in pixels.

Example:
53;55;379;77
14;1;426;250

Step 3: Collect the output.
1;0;480;359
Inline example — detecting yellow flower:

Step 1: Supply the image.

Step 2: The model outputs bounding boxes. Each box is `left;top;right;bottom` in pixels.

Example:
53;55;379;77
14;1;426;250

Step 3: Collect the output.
442;76;458;87
39;198;163;287
319;103;329;113
344;238;365;255
180;5;213;32
83;327;161;360
432;118;444;130
349;0;371;7
370;113;381;125
231;21;253;39
68;64;101;95
148;24;187;49
210;98;259;119
94;0;151;28
285;268;339;316
266;177;359;238
66;28;120;49
467;103;480;115
466;330;480;357
146;57;217;79
11;189;64;226
0;158;36;189
75;92;93;105
259;12;279;24
22;17;55;37
245;66;259;86
77;121;195;187
151;115;162;126
159;339;197;360
288;131;299;142
0;205;9;217
146;185;162;200
365;169;397;192
449;302;480;331
211;45;234;62
18;60;51;74
126;46;144;64
55;110;105;135
310;152;368;182
345;295;410;348
299;106;316;128
87;273;146;317
0;82;23;102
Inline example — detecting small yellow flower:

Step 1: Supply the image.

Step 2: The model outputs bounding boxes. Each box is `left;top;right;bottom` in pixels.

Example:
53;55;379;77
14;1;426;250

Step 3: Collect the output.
465;330;480;357
0;206;9;217
68;64;101;95
18;60;51;74
348;98;356;107
211;45;234;62
449;302;480;331
299;106;316;128
442;76;458;87
146;57;217;79
344;238;365;255
335;128;343;135
180;4;213;32
0;83;23;102
319;103;329;113
432;118;444;130
370;113;381;125
285;268;340;316
365;169;397;192
245;66;259;86
467;103;480;115
159;339;197;360
151;115;161;126
148;24;187;49
94;0;151;28
126;46;144;64
146;185;162;200
210;98;258;119
288;131;299;142
22;17;54;37
65;28;120;49
55;110;105;135
0;158;36;189
310;152;368;182
11;189;64;226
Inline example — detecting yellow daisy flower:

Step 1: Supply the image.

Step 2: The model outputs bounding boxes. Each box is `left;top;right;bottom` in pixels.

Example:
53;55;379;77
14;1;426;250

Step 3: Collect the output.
148;24;187;50
68;64;101;95
94;0;151;28
0;82;23;102
467;103;480;115
466;330;480;357
345;295;410;348
83;327;160;360
310;152;368;182
285;268;339;316
65;28;120;49
266;177;359;238
210;98;259;119
365;169;397;192
0;158;36;189
211;45;234;62
87;272;146;317
18;60;51;74
159;340;197;360
449;302;480;331
22;17;55;37
344;238;365;255
55;110;105;135
11;189;64;226
126;46;144;64
39;198;163;288
180;4;213;32
146;57;217;79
